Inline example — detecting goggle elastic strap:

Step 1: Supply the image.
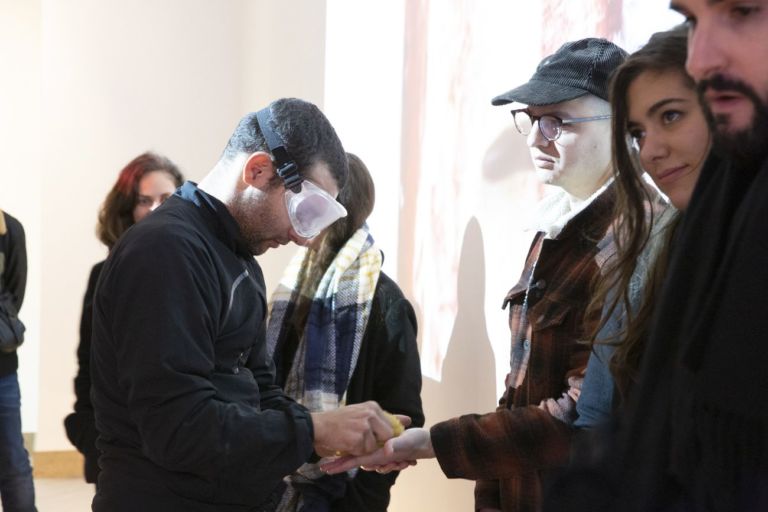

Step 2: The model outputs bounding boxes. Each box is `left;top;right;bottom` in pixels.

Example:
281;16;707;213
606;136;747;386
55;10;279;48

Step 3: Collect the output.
254;107;303;193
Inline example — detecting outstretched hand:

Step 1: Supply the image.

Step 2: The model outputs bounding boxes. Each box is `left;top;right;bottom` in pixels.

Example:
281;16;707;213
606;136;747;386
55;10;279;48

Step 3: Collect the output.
320;427;434;475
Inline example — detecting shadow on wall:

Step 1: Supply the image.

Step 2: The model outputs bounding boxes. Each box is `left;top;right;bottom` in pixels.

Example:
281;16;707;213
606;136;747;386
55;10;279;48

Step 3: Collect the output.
391;217;497;511
479;123;546;398
430;216;497;418
482;124;533;181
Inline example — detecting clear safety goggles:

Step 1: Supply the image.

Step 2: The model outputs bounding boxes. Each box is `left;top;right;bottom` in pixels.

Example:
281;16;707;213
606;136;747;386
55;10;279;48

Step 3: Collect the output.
284;179;347;239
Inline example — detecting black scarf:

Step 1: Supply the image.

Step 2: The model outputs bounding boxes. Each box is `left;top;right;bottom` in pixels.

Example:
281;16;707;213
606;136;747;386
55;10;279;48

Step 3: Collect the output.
618;152;768;511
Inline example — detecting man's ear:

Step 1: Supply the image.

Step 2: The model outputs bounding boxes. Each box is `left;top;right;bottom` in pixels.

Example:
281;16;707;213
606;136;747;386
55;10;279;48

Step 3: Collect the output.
242;151;276;190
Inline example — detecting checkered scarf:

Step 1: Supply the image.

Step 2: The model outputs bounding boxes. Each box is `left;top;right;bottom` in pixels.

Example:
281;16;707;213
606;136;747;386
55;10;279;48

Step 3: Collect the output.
266;227;382;511
267;226;382;409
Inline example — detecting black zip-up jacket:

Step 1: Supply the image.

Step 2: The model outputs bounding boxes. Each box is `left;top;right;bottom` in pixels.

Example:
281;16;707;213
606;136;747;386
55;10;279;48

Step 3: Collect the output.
91;182;314;512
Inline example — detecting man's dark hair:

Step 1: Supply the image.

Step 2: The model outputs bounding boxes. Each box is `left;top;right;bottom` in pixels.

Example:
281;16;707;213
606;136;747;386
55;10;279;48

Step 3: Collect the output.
221;98;348;190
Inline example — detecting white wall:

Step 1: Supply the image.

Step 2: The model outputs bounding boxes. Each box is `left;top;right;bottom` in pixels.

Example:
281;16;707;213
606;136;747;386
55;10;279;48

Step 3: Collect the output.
324;0;406;278
8;0;328;452
322;2;682;510
244;0;328;291
2;1;682;510
36;0;245;452
0;0;43;434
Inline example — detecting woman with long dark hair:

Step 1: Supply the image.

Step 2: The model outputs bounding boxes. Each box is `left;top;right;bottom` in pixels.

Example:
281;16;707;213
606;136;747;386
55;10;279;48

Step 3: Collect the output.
64;152;183;485
576;25;711;427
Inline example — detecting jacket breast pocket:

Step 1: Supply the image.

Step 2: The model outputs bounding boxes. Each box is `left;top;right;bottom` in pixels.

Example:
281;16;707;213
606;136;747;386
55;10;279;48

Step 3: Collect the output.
523;297;587;404
529;297;573;332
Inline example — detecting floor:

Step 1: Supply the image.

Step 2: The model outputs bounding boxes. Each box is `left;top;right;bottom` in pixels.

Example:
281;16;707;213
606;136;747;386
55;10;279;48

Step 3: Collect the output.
34;478;94;511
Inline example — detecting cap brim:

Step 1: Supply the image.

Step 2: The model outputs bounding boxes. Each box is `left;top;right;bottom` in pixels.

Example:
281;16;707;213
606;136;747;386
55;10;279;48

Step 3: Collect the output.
491;79;588;107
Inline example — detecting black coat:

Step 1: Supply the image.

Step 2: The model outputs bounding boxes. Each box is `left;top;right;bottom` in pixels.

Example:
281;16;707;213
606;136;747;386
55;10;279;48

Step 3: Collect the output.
0;211;27;377
90;182;315;512
64;260;105;483
546;154;768;512
617;153;768;511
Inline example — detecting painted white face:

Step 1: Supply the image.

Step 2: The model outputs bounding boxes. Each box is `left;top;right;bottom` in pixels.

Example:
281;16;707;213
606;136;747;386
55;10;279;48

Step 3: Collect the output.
627;70;710;211
524;94;613;200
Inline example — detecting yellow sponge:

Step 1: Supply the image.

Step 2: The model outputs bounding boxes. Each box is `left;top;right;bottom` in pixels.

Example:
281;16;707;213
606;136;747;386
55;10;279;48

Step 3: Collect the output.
378;412;404;447
384;411;404;437
333;412;404;455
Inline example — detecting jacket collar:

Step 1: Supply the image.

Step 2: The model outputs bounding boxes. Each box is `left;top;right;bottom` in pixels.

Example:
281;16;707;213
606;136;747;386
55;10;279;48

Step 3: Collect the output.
528;179;615;240
175;181;252;258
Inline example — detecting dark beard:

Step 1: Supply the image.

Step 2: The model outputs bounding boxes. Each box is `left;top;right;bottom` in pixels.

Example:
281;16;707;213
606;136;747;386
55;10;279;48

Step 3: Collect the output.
697;74;768;171
230;192;277;256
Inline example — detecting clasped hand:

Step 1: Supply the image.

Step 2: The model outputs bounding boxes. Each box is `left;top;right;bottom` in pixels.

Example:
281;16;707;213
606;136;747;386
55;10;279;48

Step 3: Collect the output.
310;401;411;458
320;427;433;475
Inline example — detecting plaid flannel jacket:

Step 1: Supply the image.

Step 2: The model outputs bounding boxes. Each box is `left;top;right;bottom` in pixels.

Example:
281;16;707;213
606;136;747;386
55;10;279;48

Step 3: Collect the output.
430;186;616;512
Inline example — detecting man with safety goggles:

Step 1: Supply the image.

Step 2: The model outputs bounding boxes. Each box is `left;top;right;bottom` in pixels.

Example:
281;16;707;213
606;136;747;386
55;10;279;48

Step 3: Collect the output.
89;98;406;512
255;107;348;240
284;179;347;239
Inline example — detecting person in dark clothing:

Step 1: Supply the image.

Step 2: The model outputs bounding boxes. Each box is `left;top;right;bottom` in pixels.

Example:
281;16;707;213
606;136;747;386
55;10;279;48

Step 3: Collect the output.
0;210;36;512
89;98;405;512
266;153;424;512
611;2;768;510
64;152;183;485
545;4;768;511
575;25;709;429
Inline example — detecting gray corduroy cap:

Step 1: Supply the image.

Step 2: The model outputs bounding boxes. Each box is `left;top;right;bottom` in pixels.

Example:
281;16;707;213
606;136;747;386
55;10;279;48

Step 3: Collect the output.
492;38;628;106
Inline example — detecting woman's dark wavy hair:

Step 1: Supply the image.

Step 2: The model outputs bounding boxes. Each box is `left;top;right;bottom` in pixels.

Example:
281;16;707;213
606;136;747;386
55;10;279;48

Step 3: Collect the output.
97;152;183;250
291;152;376;339
589;25;692;399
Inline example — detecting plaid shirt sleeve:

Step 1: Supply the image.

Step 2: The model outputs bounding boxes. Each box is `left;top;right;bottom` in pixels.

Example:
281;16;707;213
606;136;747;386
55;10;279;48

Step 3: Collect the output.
474;478;502;510
472;386;515;509
430;395;574;481
430;191;615;484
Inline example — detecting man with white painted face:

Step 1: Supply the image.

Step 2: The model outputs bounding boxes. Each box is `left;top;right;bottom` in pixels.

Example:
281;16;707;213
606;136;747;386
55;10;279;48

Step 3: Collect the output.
322;39;628;512
589;2;768;511
90;98;405;512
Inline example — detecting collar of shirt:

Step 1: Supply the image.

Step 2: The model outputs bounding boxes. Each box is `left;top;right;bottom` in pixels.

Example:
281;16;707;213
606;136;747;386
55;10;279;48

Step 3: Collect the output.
527;178;614;239
175;181;252;259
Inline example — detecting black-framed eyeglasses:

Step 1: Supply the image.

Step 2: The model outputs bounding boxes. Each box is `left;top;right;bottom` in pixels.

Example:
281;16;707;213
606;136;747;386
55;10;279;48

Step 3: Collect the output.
510;109;612;142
